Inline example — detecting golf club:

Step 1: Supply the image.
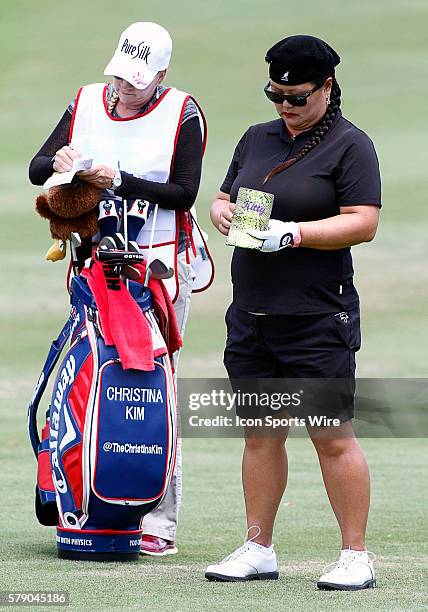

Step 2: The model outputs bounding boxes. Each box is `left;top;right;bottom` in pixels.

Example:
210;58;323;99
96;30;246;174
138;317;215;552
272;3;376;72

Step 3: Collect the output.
70;232;82;275
144;204;158;286
114;233;126;250
148;258;174;279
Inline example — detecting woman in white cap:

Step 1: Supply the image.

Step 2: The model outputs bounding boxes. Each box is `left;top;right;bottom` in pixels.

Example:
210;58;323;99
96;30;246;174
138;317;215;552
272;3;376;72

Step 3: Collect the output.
29;21;213;557
205;35;380;590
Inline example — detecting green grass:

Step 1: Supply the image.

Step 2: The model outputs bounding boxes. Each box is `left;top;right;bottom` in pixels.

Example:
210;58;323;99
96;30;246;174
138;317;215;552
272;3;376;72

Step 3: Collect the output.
1;437;427;611
1;0;427;610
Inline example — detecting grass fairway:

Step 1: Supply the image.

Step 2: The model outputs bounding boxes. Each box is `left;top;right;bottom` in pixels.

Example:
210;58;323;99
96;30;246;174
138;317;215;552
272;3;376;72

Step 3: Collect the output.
1;0;427;610
1;437;427;611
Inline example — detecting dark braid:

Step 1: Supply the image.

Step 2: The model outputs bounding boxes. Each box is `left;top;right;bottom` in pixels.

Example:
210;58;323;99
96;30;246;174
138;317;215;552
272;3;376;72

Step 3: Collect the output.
262;79;342;184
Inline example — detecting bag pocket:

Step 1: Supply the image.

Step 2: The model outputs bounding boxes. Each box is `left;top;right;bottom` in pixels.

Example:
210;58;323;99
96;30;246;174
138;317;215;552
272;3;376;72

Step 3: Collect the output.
91;360;173;505
35;423;58;526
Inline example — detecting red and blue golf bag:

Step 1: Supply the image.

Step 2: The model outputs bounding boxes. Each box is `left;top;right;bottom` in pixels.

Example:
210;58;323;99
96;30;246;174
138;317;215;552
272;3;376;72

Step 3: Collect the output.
28;265;177;561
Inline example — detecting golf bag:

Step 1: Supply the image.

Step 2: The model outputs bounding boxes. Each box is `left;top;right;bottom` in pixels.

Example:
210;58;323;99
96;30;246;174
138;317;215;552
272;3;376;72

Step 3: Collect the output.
28;273;177;560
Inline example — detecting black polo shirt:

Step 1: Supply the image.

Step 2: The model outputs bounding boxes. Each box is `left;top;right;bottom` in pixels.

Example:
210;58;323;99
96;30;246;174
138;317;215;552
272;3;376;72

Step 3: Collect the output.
221;111;381;314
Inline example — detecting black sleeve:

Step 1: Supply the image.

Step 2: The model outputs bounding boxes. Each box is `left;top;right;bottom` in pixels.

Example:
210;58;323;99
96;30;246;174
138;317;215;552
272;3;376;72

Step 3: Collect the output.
116;117;203;211
28;110;72;185
220;130;249;194
336;131;382;207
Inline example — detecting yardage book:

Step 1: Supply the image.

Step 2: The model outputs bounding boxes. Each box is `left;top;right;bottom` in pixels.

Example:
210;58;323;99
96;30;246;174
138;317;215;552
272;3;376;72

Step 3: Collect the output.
226;187;274;249
43;158;93;189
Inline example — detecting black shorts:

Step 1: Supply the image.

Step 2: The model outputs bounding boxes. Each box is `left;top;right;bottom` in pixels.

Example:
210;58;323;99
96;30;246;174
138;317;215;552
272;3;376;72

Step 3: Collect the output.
223;304;361;423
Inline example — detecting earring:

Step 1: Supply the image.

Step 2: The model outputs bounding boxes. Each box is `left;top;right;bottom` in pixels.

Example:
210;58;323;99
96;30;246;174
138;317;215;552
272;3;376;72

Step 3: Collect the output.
326;96;331;105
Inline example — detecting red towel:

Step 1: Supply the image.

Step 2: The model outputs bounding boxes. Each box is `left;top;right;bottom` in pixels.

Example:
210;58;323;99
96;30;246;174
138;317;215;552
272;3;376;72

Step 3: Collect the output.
81;260;182;371
138;265;182;356
82;261;154;371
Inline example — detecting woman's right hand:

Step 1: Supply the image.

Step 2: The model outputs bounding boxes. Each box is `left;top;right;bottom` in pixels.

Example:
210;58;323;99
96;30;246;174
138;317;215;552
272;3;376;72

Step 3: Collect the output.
210;193;236;236
218;202;236;235
53;145;82;173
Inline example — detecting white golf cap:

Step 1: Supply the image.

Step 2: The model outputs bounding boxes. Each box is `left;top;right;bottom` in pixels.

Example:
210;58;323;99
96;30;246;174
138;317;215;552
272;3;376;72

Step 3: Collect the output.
104;22;172;89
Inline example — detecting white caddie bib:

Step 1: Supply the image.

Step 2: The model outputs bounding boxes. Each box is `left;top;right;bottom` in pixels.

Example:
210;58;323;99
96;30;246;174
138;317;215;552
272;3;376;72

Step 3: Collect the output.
70;83;213;301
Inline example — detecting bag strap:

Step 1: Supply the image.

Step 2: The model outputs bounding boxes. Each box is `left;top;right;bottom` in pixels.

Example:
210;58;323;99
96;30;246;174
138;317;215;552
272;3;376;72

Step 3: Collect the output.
27;316;73;457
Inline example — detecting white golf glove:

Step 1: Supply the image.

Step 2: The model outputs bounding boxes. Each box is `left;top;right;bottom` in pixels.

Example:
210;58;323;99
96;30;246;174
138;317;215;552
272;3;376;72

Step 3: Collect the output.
247;220;301;252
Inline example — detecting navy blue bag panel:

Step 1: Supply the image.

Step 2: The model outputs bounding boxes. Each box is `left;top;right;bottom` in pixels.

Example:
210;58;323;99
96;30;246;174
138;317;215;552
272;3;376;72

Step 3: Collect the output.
92;360;172;504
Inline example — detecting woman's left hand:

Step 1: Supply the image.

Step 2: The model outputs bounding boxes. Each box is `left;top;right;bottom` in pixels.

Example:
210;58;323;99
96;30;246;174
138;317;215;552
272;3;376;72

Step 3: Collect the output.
248;219;301;252
77;165;116;189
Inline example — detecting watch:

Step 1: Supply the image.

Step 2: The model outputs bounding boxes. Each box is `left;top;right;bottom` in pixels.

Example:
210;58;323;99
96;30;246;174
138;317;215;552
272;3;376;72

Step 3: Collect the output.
111;170;122;191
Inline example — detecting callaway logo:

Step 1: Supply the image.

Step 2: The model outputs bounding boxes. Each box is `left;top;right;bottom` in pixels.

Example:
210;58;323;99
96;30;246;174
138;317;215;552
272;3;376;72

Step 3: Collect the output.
50;356;76;494
335;312;350;323
121;38;151;63
281;71;289;82
59;406;77;452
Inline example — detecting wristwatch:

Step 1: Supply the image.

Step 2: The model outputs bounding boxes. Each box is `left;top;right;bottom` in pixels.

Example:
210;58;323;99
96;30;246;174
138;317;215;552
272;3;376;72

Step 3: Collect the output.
111;170;122;191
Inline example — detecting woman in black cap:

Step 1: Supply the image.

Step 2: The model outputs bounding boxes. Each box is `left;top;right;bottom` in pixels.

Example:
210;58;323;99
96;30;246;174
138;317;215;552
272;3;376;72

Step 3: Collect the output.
205;35;380;590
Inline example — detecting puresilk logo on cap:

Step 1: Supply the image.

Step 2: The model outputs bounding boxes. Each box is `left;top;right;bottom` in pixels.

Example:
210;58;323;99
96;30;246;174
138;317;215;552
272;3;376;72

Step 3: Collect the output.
104;22;172;89
120;39;151;63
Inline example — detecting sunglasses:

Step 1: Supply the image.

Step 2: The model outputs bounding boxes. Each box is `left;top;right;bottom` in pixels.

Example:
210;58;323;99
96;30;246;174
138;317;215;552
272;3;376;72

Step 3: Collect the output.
264;81;324;107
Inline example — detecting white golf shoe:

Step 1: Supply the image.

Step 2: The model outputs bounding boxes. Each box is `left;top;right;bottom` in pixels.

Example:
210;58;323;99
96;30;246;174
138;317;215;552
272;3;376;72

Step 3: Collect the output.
205;528;278;582
317;548;376;590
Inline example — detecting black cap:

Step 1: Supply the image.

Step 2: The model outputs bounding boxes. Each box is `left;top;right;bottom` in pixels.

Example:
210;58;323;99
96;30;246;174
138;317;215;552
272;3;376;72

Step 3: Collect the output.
265;35;340;85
